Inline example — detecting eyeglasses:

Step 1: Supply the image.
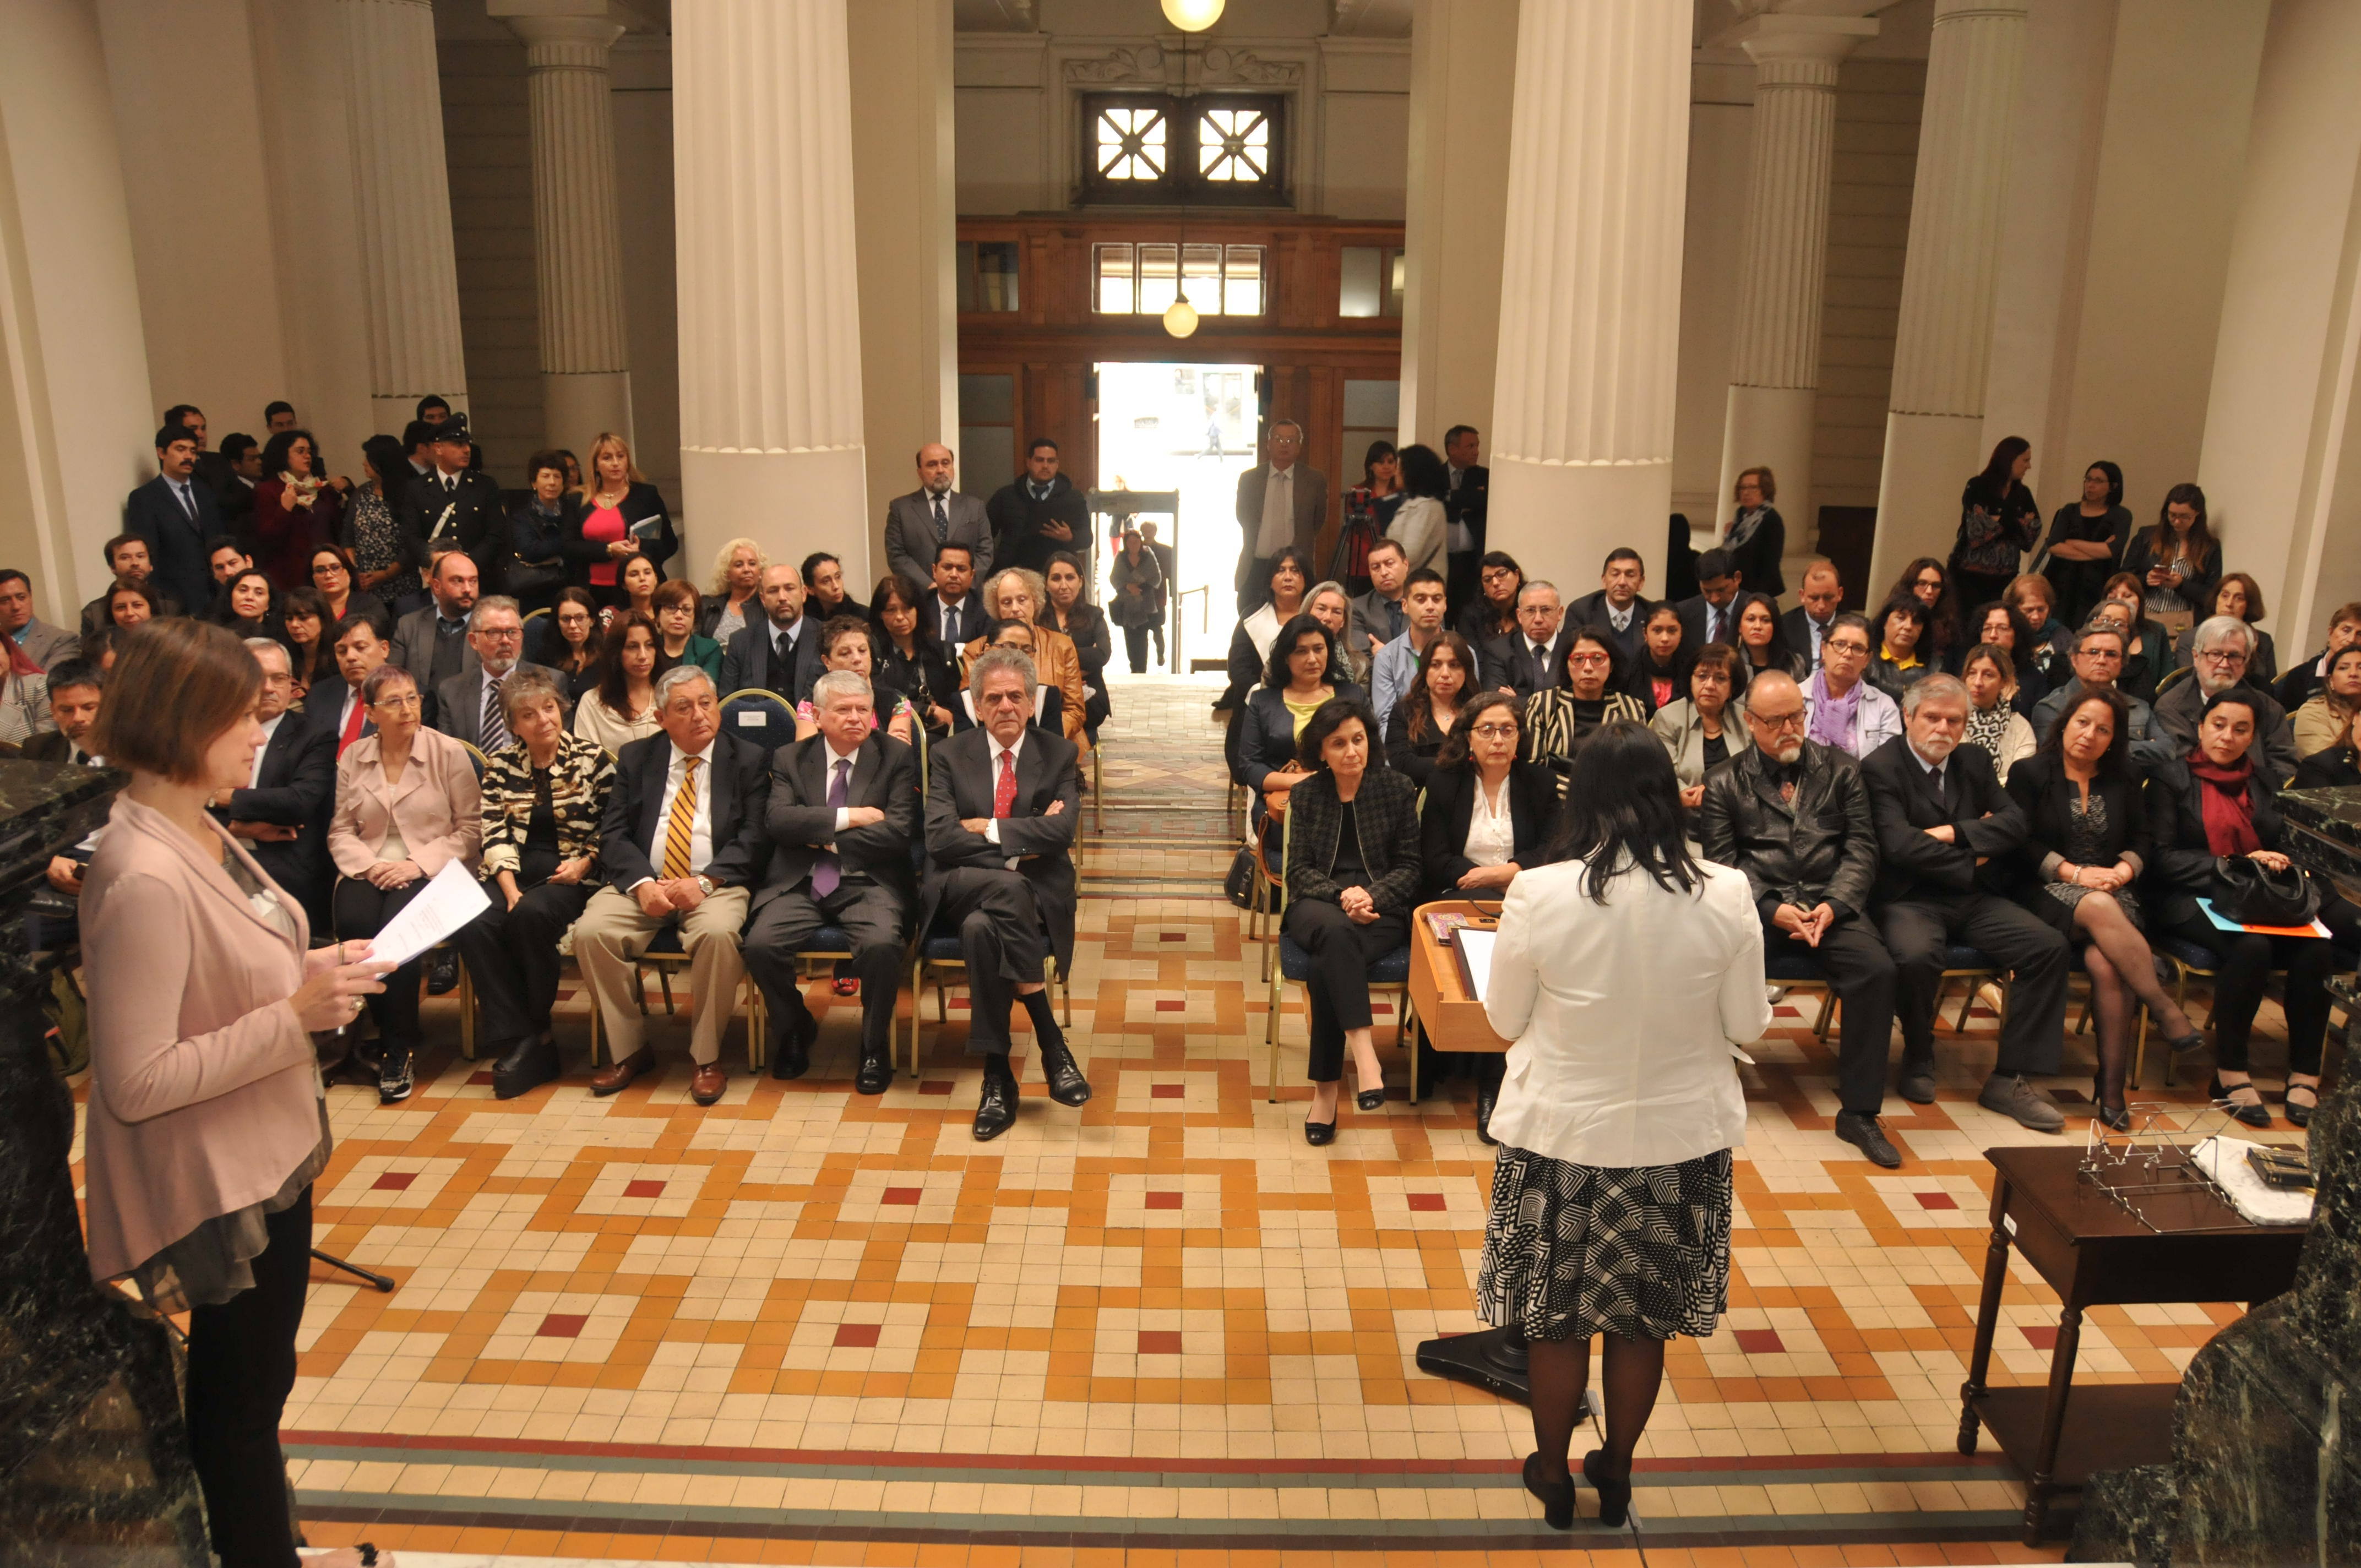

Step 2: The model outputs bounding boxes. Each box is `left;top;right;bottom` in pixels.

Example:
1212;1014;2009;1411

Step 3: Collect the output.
369;692;421;711
1470;723;1518;739
2196;650;2244;665
1749;708;1807;732
1568;652;1611;667
2079;649;2124;663
1824;640;1869;657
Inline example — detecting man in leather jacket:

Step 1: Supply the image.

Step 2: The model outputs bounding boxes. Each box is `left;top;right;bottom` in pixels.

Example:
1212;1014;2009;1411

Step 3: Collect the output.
1698;670;1903;1168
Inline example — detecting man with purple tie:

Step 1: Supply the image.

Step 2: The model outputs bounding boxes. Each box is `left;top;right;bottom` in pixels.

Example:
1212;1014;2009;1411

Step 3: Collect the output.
741;668;920;1093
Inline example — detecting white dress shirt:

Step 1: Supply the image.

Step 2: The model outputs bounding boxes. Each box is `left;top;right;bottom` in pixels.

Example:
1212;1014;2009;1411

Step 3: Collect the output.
1462;776;1516;868
168;477;201;521
1254;462;1296;558
982;731;1025;865
249;713;286;787
635;739;716;888
934;592;966;646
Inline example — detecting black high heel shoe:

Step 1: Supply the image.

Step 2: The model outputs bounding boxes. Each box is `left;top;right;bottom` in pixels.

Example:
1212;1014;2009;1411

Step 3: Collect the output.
1303;1118;1336;1147
1356;1087;1385;1112
1522;1452;1575;1530
2209;1073;2272;1129
1581;1449;1632;1528
2095;1074;2130;1133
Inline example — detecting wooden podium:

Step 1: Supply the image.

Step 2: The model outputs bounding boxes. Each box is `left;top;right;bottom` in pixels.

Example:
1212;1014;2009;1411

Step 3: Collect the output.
1407;899;1514;1070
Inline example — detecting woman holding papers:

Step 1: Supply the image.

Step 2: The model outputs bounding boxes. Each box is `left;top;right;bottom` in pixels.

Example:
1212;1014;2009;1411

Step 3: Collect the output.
2146;687;2360;1128
1476;721;1769;1532
79;619;396;1568
329;662;483;1104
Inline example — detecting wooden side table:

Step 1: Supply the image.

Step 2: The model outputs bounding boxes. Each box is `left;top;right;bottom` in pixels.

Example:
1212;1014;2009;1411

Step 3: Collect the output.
1957;1144;2308;1544
1406;899;1513;1081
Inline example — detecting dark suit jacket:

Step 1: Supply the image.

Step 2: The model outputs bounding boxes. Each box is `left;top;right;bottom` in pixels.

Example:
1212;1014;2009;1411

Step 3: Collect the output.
986;474;1091;575
885;488;993;590
399;468;509;586
754;729;920;916
1859;736;2027;905
2001;754;2151;900
304;679;374;750
719;617;825;705
1720;507;1786;598
20;732;91;764
124;475;221;616
1417;761;1560;899
1445;462;1488;554
1674;593;1742;656
431;661;568;750
213;713;336;924
1232;462;1328;589
389;602;479;728
1482;627;1573;701
921;725;1081;969
1782;605;1834;670
924;591;987;651
1698;739;1879;926
1563;591;1653;661
600;729;771;893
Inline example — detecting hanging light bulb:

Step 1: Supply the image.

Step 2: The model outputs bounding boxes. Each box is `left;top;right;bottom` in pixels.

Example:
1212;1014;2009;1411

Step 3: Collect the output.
1163;293;1200;339
1161;0;1225;31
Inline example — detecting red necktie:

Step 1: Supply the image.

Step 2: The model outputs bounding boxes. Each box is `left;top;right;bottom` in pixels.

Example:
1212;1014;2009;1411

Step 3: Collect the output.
993;749;1017;819
339;691;366;756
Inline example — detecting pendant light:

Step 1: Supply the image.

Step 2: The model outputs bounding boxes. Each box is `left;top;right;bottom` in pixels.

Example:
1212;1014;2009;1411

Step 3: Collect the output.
1163;296;1200;339
1164;20;1204;340
1161;0;1225;31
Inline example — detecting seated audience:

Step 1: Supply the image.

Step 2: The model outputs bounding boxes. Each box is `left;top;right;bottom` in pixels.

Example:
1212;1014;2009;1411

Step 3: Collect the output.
2290;645;2361;759
720;563;824;707
1800;614;1902;760
1385;629;1476;787
1238;614;1362;823
2146;688;2361;1128
210;568;275;641
2172;573;2276;686
1732;592;1804;689
1282;698;1419;1144
2005;572;2076;679
209;640;335;929
1651;644;1751;809
1868;597;1932;699
0;629;52;747
869;573;959;734
452;670;614;1099
544;586;603;700
1959;643;2038;783
700;537;767;644
278;587;331;698
742;669;920;1095
2003;687;2201;1130
2275;600;2361;712
1306;579;1367;687
1884;556;1963;672
1347;537;1409;665
23;657;101;765
801;551;851;622
1782;561;1845;672
2293;701;2361;790
652;578;723;686
955;620;1065;736
102;579;160;634
311;613;391;757
799;616;915;743
574;610;663;755
2031;622;2162;766
433;596;563;753
1041;552;1112;732
81;535;182;637
1672;548;1745;652
1624;603;1693;717
2097;572;2171;700
206;537;252;589
0;569;77;669
1457;551;1525;650
389;551;480;726
308;543;385;634
574;666;768;1107
328;662;483;1102
921;647;1089;1141
1524;626;1647;775
610;554;660;627
1860;674;2070;1131
253;429;347;590
1965;600;2048;715
965;568;1087;749
1701;669;1898;1165
1482;579;1570;701
1371;568;1451;735
2153;615;2298;781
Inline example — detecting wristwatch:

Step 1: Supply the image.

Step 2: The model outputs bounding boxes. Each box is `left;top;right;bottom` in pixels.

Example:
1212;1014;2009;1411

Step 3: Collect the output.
695;875;716;896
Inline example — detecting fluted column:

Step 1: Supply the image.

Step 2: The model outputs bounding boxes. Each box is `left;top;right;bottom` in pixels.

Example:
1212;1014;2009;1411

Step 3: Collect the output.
1715;15;1876;569
673;0;868;578
339;0;469;429
496;7;633;454
1868;0;2028;598
1486;0;1691;594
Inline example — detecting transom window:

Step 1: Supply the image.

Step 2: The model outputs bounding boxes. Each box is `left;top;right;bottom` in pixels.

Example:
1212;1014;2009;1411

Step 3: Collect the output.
1079;94;1287;206
1093;243;1265;317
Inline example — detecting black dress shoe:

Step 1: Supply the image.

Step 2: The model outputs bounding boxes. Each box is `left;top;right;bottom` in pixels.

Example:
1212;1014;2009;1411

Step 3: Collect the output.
1522;1452;1575;1531
492;1035;560;1099
1356;1087;1386;1113
973;1063;1018;1141
1582;1450;1631;1528
1476;1081;1499;1146
1898;1061;1937;1105
426;950;460;995
769;1002;818;1080
1835;1110;1902;1168
855;1050;893;1096
1303;1118;1336;1147
1038;1037;1092;1107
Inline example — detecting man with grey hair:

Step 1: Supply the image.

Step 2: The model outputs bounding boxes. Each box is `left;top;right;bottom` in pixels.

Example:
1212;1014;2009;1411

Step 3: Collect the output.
922;646;1087;1140
1481;578;1569;700
2031;622;2164;765
1234;417;1326;613
2152;613;2298;780
575;666;771;1107
1860;672;2071;1132
741;668;920;1093
432;594;566;752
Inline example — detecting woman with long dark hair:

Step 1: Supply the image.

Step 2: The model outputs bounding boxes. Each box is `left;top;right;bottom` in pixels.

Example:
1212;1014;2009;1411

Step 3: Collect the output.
308;543;383;630
1385;628;1477;787
2120;482;2219;635
1731;591;1804;689
1478;720;1769;1531
544;586;603;702
1387;444;1450;579
347;433;416;601
1952;435;2041;610
571;609;662;754
2038;460;2130;628
278;587;331;699
1040;550;1111;732
1457;551;1525;649
870;573;959;733
1335;439;1404;595
1624;603;1693;716
209;568;276;639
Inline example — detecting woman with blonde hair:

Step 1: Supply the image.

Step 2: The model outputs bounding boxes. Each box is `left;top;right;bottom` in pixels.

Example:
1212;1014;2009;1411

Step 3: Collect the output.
566;431;676;608
700;537;766;643
964;566;1088;747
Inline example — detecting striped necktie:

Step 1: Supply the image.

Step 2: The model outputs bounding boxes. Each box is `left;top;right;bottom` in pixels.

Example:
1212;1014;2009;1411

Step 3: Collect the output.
660;756;702;880
481;676;509;753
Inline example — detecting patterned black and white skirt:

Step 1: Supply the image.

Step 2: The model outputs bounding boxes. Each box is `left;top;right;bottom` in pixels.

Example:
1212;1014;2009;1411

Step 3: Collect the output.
1475;1146;1733;1343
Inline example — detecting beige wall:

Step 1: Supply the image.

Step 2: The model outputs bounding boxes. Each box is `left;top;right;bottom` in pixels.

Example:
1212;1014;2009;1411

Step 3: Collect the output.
611;39;679;534
1671;66;1751;524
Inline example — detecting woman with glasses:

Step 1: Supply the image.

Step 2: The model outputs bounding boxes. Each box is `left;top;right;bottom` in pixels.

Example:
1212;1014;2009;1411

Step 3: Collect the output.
1651;645;1751;810
1883;556;1964;672
308;544;383;631
2096;574;2170;700
1525;627;1647;775
254;429;350;591
545;587;603;701
1801;613;1903;760
1457;552;1526;649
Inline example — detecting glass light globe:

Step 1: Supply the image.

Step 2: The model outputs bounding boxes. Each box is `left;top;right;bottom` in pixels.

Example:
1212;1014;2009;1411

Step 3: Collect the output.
1161;0;1225;32
1163;296;1200;339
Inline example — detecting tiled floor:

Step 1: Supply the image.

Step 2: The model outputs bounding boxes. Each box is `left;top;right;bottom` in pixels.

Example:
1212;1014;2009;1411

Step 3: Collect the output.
78;676;2302;1564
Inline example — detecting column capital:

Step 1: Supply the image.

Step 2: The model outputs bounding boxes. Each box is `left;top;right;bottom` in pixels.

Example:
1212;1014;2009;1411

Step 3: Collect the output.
495;10;627;61
1718;14;1878;77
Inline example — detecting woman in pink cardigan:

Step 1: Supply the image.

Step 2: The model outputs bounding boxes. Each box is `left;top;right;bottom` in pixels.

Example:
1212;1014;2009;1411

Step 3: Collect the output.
328;661;483;1104
80;619;395;1568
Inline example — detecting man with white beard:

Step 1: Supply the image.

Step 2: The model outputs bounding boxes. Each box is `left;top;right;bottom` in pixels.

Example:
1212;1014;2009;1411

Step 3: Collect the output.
1698;670;1904;1168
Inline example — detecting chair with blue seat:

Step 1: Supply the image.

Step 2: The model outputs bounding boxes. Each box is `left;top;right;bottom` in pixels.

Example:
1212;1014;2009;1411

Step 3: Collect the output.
720;688;797;759
1261;809;1417;1101
584;927;768;1071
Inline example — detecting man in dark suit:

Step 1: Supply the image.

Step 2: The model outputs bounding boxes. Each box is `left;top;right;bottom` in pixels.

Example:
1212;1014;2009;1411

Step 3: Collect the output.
1481;579;1570;700
162;403;235;500
987;437;1092;575
431;596;564;751
923;647;1088;1141
398;415;506;589
573;666;770;1107
308;612;391;757
1443;424;1488;612
1859;673;2069;1133
884;443;994;589
1564;548;1653;662
924;543;986;650
79;535;184;638
741;670;920;1093
21;660;105;767
1782;561;1845;671
720;563;825;706
1673;548;1746;654
390;551;480;729
210;638;335;928
1233;418;1327;614
124;424;223;617
1700;671;1903;1168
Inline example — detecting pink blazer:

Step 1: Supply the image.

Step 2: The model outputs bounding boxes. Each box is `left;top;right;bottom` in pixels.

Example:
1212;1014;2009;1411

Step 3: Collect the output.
329;726;483;878
79;796;318;1283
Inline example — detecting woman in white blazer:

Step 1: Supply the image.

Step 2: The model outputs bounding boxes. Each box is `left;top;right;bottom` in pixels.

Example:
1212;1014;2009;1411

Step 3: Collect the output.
1478;721;1770;1531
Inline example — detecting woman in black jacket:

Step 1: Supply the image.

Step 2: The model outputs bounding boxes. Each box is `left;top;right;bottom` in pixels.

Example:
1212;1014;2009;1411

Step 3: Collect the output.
1283;697;1421;1145
869;573;959;734
2292;703;2361;790
2145;688;2361;1128
1625;604;1693;716
2003;687;2200;1128
1385;630;1477;788
1720;466;1785;599
567;433;677;608
1952;436;2042;611
509;449;608;616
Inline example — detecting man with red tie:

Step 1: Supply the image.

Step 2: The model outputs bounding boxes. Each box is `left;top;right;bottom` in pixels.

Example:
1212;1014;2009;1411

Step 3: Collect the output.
308;612;392;756
741;669;920;1094
920;646;1086;1140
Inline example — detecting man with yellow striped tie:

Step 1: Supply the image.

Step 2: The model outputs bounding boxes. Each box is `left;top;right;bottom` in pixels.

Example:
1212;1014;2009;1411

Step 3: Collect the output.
573;666;771;1105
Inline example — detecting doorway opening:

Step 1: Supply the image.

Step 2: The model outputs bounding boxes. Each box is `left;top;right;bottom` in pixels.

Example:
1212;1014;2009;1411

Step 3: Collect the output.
1094;360;1260;682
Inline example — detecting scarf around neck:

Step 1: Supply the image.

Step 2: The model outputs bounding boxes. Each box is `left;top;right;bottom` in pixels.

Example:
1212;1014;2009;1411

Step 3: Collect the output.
2188;752;2262;857
1724;505;1769;552
1807;668;1860;750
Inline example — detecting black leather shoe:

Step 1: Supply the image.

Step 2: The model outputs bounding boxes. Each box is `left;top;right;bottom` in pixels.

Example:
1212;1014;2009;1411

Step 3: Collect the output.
1834;1110;1902;1168
378;1049;414;1104
1303;1118;1336;1147
1475;1081;1499;1146
855;1049;892;1096
1898;1061;1937;1105
973;1063;1018;1141
2209;1073;2272;1129
1522;1452;1575;1531
426;950;459;995
1038;1037;1092;1107
1582;1450;1631;1528
1356;1087;1386;1113
769;1001;817;1080
492;1035;560;1099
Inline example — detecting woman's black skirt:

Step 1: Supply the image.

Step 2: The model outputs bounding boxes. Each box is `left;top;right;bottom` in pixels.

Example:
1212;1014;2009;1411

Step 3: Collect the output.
1476;1145;1733;1342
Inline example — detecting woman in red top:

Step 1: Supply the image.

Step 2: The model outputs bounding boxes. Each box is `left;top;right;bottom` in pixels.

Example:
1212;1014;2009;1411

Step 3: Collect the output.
565;431;676;608
253;429;349;590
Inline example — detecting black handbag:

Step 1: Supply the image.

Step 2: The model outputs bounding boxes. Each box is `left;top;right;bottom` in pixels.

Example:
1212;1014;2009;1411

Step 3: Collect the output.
2212;855;2320;928
1224;845;1258;910
504;552;567;595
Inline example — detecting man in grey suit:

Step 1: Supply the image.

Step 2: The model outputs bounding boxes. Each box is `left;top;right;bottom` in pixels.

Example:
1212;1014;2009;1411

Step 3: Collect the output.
0;570;77;669
431;596;567;751
885;443;993;589
390;551;481;729
1234;418;1326;614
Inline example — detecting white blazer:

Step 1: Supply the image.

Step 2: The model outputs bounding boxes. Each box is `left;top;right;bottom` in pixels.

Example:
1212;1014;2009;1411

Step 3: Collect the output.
1482;856;1770;1168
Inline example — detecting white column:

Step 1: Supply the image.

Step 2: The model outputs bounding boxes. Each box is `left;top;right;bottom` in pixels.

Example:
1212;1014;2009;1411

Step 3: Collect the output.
494;3;634;455
1867;0;2027;599
339;0;470;430
1485;0;1691;595
673;0;868;579
1715;15;1876;568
